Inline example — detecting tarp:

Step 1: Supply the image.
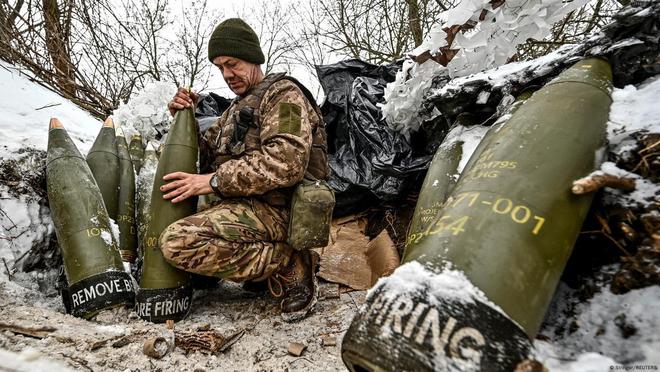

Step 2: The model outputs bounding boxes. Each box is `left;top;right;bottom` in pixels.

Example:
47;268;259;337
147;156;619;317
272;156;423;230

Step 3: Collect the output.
196;92;232;134
317;60;436;215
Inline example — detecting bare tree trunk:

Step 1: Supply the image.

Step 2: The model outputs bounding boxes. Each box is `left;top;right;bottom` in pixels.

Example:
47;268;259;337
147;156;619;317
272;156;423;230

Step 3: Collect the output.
42;0;75;96
406;0;424;47
0;0;25;46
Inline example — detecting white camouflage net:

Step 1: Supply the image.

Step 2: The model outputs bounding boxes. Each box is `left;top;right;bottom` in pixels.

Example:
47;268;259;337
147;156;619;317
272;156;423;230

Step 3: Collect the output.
382;0;589;135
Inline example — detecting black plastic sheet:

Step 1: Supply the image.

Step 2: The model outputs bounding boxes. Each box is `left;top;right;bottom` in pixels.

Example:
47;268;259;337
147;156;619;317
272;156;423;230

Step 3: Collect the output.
196;92;232;134
154;92;232;140
317;60;434;213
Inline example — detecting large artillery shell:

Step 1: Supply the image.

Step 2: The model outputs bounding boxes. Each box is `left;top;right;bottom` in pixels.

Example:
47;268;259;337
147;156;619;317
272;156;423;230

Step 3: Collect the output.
407;133;462;240
86;119;120;220
458;89;535;178
115;123;138;263
136;142;159;254
137;108;198;323
342;58;613;371
129;134;145;174
408;113;488;244
47;118;134;319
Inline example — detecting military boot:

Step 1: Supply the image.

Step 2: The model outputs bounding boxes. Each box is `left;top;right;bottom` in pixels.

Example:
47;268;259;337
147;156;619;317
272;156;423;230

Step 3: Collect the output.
268;250;318;322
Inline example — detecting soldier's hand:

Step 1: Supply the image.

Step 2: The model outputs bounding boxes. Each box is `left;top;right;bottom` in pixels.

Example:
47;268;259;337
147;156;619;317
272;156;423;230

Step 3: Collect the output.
161;172;213;203
167;88;199;117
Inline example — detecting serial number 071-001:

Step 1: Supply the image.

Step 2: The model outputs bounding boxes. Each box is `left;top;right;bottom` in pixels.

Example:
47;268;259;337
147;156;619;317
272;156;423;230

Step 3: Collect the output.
406;192;547;246
450;191;546;235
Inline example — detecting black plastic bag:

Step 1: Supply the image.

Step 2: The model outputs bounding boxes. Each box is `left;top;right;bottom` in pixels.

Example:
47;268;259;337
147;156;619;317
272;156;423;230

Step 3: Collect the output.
317;60;433;213
196;92;232;134
154;92;232;140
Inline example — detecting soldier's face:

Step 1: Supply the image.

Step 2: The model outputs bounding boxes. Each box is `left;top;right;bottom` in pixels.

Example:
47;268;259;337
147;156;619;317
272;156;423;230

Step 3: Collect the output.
213;56;261;96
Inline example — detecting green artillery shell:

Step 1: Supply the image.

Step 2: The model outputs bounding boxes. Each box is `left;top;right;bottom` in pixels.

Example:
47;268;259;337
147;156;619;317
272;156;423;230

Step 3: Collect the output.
341;58;613;372
136;142;158;259
47;118;134;319
115;124;138;263
406;134;462;242
458;89;535;178
129;134;145;174
86;118;120;220
137;108;198;323
408;113;485;245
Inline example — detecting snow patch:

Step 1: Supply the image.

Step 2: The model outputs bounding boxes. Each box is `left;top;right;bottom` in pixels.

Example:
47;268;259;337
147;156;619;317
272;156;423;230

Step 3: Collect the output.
438;124;490;174
537;284;660;364
607;76;660;147
100;230;113;247
369;261;508;319
108;218;120;246
0;61;101;156
0;348;73;372
534;343;617;372
456;127;489;174
581;162;660;209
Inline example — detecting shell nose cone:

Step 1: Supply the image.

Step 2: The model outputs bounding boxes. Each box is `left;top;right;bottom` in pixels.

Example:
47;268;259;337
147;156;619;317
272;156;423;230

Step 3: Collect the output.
49;117;64;129
103;117;115;128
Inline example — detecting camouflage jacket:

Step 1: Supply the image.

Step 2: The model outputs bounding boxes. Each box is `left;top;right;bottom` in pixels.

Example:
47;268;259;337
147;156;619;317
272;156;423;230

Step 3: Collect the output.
199;76;321;207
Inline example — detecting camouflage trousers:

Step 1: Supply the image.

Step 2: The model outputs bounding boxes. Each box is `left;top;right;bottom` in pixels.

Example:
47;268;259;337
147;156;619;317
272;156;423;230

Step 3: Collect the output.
160;198;292;282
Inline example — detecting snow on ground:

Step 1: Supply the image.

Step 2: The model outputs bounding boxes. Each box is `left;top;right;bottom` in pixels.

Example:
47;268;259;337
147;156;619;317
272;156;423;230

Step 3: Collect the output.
540;283;660;364
0;62;101;157
601;76;660;209
607;75;660;156
0;348;73;372
534;277;660;369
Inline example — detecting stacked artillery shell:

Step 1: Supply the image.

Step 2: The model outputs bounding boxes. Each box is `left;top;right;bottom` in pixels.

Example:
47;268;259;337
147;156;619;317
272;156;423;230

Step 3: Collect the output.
341;58;613;371
86;118;120;220
136;142;159;256
46;118;134;319
137;108;197;323
458;89;536;177
406;130;463;241
115;122;138;264
129;134;145;174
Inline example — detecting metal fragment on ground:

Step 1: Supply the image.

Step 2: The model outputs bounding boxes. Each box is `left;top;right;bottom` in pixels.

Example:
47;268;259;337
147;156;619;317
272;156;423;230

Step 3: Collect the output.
287;342;307;357
143;337;169;359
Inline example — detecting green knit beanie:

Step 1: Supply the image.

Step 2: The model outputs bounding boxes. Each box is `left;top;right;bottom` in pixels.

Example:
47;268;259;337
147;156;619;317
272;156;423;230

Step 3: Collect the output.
208;18;265;64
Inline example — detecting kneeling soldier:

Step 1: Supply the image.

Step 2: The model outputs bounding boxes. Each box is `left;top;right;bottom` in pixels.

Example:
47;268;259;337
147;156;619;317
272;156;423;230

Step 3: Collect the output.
161;18;329;321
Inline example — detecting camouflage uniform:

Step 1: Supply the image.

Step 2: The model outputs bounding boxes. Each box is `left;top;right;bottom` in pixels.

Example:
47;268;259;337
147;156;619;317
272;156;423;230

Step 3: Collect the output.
160;76;323;282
